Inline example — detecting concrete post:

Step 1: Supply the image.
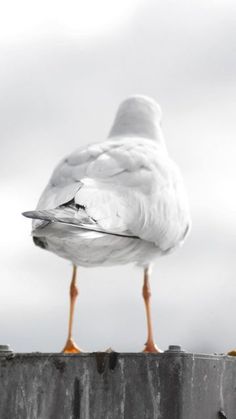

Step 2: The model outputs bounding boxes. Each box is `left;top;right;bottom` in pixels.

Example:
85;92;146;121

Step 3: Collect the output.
0;349;235;418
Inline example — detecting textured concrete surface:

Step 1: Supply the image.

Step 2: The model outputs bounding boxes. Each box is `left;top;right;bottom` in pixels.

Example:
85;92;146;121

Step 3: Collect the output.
0;351;235;419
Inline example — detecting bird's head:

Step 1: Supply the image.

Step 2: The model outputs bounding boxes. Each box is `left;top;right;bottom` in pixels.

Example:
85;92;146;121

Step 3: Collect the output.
108;95;163;142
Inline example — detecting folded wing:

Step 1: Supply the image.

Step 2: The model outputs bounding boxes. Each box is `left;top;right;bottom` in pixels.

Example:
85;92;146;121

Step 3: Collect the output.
26;137;190;251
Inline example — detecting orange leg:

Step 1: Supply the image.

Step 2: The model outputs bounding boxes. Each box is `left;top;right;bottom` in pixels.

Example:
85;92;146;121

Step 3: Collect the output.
62;265;82;353
142;267;162;353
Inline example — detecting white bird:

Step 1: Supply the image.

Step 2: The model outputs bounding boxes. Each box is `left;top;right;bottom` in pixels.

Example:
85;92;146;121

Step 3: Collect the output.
23;95;191;353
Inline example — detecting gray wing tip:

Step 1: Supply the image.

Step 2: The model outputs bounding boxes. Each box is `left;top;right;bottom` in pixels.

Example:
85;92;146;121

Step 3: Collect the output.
22;211;35;219
22;210;52;221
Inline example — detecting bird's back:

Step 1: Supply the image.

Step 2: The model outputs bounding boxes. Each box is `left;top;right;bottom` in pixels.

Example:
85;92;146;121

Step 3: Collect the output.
24;96;191;267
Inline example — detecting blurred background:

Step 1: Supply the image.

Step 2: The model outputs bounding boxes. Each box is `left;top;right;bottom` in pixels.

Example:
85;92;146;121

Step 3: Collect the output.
0;0;235;354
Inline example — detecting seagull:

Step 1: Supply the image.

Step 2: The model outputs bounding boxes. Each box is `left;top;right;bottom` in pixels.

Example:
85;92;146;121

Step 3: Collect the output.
23;95;191;354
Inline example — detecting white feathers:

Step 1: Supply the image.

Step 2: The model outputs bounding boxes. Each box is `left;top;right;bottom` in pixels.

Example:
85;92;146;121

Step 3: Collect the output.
26;95;191;267
108;95;163;141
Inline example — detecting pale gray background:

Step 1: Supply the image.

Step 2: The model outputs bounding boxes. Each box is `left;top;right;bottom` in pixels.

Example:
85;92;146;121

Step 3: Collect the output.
0;0;235;353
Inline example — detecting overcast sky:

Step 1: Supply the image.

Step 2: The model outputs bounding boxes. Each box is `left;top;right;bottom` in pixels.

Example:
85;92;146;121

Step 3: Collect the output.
0;0;236;354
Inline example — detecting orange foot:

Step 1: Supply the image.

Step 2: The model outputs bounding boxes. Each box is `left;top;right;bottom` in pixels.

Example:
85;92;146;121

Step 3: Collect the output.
228;349;236;356
62;338;82;354
143;341;162;353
